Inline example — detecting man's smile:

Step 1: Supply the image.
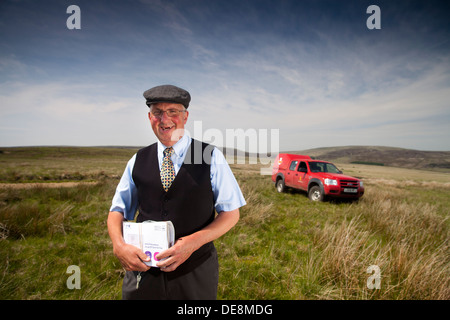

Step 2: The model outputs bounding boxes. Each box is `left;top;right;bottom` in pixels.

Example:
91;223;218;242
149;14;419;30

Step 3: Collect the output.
160;124;175;133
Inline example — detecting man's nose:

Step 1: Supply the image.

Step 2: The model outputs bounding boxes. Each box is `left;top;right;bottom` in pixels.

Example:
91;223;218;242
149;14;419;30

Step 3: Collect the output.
160;111;172;122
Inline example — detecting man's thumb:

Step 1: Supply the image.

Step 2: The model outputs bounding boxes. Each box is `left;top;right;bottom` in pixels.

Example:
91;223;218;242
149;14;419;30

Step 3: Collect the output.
139;250;151;262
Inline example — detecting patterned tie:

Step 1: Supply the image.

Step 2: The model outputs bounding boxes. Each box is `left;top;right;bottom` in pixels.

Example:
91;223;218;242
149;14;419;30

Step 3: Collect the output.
161;147;175;192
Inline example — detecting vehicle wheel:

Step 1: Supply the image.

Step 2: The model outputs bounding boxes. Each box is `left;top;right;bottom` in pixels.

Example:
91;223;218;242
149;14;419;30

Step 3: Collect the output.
276;179;286;193
308;185;324;201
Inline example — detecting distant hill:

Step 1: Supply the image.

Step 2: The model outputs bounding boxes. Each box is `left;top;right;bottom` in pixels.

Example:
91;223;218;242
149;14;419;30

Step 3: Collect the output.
286;146;450;172
2;145;448;173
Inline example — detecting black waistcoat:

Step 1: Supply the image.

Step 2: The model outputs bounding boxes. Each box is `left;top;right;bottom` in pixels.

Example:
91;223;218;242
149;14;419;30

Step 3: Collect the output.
132;139;216;277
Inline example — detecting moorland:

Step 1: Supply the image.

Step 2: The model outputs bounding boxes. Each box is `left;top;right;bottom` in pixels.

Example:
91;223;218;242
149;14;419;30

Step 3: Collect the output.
0;146;448;299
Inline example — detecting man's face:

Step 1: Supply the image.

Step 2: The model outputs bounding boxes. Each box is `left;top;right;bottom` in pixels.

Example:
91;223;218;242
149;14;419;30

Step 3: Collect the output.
148;102;189;146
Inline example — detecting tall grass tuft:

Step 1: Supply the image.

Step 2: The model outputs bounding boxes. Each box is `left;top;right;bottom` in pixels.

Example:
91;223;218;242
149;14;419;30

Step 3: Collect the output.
238;182;274;226
0;187;78;239
312;186;449;299
0;180;123;299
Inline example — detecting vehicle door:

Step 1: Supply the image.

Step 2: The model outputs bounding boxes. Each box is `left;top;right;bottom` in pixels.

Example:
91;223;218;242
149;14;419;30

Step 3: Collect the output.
294;161;309;190
285;160;298;187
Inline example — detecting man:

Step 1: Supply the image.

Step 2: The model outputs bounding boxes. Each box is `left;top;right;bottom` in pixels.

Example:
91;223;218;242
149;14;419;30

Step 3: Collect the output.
107;84;246;299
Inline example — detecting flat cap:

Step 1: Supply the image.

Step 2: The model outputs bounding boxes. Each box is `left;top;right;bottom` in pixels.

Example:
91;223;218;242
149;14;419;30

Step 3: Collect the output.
143;84;191;109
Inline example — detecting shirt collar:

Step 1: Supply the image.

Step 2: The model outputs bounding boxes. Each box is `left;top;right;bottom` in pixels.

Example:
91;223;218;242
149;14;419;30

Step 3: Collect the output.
157;131;191;158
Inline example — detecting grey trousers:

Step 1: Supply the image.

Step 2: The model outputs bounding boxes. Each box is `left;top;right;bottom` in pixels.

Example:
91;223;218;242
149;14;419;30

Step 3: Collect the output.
122;248;218;300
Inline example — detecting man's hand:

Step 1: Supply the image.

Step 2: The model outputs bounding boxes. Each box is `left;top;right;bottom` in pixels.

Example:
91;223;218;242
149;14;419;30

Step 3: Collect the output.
155;237;196;272
155;209;240;272
107;211;151;272
113;242;151;272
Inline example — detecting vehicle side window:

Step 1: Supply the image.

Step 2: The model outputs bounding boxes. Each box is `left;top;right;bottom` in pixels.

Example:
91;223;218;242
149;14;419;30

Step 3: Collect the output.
298;162;307;172
289;161;298;171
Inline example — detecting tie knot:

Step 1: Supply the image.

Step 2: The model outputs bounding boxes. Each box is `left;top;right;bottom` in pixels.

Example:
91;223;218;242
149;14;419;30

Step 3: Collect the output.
164;147;174;157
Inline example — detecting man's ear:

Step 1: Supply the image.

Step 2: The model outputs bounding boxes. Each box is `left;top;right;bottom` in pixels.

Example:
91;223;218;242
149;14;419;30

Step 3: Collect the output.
183;110;189;124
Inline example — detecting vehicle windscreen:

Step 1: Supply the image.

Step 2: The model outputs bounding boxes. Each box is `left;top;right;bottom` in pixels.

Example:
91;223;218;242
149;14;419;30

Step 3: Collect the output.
309;162;341;173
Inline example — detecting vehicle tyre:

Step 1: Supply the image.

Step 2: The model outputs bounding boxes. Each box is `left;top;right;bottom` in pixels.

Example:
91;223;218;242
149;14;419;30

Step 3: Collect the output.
308;185;324;201
276;179;286;193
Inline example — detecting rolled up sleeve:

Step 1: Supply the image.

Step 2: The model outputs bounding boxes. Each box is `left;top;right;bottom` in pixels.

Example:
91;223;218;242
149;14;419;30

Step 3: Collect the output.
110;154;139;221
210;148;246;213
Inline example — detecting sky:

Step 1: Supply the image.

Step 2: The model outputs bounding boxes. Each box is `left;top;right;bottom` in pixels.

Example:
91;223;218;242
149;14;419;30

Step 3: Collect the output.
0;0;449;152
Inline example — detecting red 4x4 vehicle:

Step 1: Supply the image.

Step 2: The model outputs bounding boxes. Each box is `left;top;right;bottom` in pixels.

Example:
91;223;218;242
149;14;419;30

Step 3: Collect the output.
272;153;364;201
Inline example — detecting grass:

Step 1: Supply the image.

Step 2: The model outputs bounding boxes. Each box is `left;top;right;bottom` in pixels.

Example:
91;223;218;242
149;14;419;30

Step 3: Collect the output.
0;147;449;299
0;180;124;299
0;146;137;183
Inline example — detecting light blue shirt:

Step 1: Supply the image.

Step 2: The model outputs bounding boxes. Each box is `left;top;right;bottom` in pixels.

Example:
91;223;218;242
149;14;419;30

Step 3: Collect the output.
110;133;246;220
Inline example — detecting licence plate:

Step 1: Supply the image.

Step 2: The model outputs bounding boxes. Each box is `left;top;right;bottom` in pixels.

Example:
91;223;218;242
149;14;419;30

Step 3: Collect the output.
343;188;357;193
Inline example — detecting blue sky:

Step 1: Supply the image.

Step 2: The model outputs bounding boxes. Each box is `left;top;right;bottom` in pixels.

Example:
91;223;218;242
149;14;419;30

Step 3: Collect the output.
0;0;449;151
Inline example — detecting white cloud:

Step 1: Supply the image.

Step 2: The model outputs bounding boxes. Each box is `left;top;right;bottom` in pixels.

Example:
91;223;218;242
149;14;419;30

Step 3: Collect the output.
1;0;448;150
0;79;153;146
